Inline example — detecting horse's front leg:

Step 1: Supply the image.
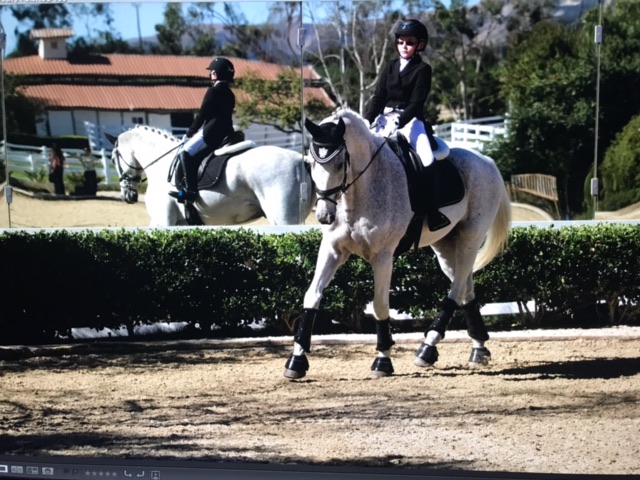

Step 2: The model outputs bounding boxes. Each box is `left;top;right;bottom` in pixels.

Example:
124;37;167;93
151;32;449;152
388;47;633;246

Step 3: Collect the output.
283;239;348;380
369;251;396;379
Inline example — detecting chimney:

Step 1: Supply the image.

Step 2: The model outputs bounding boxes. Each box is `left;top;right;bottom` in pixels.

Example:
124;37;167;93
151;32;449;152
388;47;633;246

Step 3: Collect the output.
29;28;74;60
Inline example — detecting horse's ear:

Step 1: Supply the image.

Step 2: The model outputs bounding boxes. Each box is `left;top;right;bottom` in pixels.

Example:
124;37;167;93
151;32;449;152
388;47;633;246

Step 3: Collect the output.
104;133;118;145
305;116;346;144
304;117;320;138
336;118;346;138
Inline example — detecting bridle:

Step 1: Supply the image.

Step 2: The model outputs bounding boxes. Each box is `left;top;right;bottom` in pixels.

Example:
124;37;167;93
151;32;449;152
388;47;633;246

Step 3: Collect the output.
309;133;388;205
112;141;182;187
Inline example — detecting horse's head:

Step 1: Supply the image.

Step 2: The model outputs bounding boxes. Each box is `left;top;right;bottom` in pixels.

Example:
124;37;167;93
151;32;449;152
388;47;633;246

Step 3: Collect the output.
305;109;379;225
305;115;349;224
107;131;142;204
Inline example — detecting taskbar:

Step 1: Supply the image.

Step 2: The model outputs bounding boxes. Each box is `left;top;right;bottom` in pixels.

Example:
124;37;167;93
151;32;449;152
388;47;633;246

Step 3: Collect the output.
0;456;637;480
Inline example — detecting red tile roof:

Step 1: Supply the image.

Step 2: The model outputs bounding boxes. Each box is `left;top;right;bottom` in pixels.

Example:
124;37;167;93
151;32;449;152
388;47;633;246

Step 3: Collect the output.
30;28;74;40
5;54;321;81
20;83;330;111
5;54;334;110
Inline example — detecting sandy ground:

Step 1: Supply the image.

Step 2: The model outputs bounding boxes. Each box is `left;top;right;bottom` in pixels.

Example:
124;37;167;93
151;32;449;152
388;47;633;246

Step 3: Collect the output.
1;328;639;475
2;190;640;474
0;188;574;229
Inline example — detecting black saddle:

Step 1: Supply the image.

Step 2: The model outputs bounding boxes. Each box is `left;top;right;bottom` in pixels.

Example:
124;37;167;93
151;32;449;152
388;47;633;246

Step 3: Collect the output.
388;133;465;212
171;131;253;190
388;133;465;256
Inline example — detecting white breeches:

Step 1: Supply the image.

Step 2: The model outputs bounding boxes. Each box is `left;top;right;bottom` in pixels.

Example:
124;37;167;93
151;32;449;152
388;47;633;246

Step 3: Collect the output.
371;110;434;166
183;129;208;156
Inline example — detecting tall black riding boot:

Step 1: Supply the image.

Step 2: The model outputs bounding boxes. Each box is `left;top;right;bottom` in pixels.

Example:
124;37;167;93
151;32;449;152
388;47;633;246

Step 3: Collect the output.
169;151;198;203
424;162;451;231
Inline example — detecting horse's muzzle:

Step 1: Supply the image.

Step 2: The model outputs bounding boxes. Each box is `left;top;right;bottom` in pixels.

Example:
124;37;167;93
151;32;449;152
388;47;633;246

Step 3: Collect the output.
121;188;138;204
315;200;335;224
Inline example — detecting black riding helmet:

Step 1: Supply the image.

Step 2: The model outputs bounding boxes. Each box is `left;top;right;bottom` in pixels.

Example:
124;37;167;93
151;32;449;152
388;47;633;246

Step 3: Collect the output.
394;19;429;51
207;57;235;82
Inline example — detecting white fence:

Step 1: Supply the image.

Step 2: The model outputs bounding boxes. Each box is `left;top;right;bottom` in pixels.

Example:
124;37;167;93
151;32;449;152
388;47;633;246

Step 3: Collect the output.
434;116;506;151
1;117;503;187
84;121;305;154
0;141;116;186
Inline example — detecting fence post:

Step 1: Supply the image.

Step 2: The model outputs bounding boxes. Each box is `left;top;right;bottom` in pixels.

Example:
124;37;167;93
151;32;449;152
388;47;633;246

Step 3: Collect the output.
41;145;48;173
100;148;110;185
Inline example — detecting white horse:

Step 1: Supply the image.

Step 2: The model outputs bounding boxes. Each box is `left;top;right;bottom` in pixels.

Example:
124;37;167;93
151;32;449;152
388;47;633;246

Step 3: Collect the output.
108;125;314;226
284;108;511;379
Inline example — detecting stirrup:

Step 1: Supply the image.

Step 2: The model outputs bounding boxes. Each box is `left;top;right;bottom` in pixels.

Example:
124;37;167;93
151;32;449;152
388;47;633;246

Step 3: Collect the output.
427;211;451;232
169;189;196;204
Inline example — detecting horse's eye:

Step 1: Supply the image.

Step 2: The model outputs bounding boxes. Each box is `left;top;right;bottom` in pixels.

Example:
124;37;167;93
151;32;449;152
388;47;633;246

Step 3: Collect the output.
334;160;344;172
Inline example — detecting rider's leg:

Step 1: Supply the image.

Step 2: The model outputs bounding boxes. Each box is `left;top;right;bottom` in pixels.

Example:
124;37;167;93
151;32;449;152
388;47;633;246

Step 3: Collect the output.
423;162;451;231
401;119;451;232
170;131;205;203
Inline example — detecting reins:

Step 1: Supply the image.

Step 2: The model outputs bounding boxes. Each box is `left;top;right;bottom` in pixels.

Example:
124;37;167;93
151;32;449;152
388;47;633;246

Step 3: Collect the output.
314;137;389;204
114;139;183;184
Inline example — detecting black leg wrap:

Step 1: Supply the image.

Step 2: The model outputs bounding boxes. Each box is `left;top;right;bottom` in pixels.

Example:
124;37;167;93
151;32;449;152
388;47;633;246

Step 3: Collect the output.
284;353;309;377
370;357;394;376
462;299;489;342
468;347;491;367
375;318;395;352
294;308;318;353
426;297;458;339
415;343;439;367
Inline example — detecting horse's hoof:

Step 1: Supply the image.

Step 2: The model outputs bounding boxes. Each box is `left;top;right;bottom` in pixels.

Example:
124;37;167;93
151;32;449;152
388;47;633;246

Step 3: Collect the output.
468;347;491;368
414;344;438;368
283;354;309;380
369;357;394;378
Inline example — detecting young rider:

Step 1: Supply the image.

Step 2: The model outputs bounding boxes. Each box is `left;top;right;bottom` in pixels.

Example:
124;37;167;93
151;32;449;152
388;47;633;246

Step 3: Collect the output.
170;57;236;204
364;19;450;232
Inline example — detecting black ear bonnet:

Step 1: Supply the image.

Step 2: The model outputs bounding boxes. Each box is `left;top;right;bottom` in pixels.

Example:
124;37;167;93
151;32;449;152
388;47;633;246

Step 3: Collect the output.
305;117;346;164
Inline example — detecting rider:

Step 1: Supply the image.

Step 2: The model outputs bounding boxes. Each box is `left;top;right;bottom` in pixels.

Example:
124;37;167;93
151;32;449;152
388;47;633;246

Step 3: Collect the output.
364;19;450;232
170;57;236;204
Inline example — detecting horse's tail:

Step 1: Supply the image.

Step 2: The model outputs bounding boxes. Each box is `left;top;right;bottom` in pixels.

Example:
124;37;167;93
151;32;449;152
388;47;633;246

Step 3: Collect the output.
473;182;511;272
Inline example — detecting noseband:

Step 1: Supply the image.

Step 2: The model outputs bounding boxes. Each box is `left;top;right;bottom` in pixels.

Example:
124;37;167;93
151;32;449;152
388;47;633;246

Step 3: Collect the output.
112;145;143;186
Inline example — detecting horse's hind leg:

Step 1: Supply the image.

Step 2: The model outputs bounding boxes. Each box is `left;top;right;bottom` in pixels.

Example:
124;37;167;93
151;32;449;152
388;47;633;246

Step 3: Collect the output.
414;234;485;368
461;298;491;367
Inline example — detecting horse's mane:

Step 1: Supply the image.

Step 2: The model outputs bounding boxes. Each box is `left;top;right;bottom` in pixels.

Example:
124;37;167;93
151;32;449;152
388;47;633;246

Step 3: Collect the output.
333;108;371;137
333;108;385;151
133;124;180;143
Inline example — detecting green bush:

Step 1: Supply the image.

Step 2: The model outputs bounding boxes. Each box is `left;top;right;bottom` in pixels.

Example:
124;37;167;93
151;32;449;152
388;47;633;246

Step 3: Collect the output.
0;224;638;345
601;114;640;211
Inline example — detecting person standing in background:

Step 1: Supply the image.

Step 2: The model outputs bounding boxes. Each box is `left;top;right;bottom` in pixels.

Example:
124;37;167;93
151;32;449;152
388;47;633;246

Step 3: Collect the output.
79;146;98;196
49;143;66;195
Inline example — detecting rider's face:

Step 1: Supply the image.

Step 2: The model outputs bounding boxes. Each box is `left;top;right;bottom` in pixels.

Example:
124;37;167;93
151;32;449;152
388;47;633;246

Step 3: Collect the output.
210;70;217;84
396;36;419;59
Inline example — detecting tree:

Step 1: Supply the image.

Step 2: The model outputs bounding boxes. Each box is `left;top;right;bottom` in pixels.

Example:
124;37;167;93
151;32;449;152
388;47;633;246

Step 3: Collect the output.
9;3;137;57
234;69;332;134
8;4;72;57
491;0;640;217
1;74;44;137
154;3;187;55
427;0;554;121
304;0;411;113
600;115;640;211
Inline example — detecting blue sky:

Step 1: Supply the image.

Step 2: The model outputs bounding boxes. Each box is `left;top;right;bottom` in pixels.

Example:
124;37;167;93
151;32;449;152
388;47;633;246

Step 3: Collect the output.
1;1;461;55
1;1;275;54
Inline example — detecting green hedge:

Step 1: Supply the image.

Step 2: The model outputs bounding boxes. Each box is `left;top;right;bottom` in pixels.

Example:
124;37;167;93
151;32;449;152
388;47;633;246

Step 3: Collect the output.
0;224;639;344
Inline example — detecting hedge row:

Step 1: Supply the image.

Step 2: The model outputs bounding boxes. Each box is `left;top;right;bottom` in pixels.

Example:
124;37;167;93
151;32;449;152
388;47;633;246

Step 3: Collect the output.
0;224;639;344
